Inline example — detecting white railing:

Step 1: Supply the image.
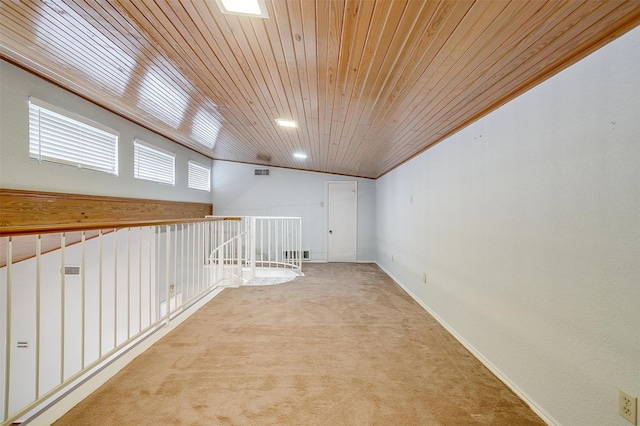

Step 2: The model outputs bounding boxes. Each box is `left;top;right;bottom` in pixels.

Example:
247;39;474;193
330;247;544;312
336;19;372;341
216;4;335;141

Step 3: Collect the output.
0;216;302;424
208;216;303;284
208;218;244;288
0;218;242;425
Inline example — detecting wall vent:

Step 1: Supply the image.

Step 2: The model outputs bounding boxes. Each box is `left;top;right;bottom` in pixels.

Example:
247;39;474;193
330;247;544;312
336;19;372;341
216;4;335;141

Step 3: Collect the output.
61;266;81;276
254;168;270;176
283;250;310;260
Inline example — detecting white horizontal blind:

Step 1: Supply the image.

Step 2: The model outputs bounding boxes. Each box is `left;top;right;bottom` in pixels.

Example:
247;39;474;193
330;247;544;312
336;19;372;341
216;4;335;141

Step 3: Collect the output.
188;161;211;191
29;97;119;174
133;139;175;185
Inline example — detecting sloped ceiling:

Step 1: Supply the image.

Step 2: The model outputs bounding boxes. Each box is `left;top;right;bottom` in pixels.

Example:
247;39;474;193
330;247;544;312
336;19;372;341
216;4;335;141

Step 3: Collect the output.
1;0;639;178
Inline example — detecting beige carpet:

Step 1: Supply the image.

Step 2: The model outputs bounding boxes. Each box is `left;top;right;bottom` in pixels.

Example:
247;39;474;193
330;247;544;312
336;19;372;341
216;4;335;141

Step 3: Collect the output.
54;263;544;425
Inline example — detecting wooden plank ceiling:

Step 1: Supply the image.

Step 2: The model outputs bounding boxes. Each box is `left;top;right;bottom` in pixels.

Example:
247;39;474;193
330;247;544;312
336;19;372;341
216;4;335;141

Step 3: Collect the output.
1;0;639;179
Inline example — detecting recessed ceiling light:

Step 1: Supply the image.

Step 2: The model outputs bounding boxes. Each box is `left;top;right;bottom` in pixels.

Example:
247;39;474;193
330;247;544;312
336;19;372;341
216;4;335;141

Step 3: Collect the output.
293;152;307;159
276;119;297;128
216;0;269;18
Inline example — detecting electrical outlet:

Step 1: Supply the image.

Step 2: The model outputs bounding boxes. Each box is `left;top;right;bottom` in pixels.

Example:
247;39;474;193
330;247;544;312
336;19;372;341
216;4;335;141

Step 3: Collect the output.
620;389;637;424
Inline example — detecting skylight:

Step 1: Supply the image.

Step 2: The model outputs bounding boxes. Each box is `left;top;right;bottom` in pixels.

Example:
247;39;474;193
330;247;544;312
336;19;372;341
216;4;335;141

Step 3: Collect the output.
216;0;269;18
276;119;298;128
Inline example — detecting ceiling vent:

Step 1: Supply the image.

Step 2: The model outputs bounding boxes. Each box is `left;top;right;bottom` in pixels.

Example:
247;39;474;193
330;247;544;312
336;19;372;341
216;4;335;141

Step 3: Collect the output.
254;168;270;176
256;153;272;163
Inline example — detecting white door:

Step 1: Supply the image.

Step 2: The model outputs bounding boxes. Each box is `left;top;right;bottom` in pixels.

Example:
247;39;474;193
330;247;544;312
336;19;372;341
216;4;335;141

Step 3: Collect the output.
327;181;357;262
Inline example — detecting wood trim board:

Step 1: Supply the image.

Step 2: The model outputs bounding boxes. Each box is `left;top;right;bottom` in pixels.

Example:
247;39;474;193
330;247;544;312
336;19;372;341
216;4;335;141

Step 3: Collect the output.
0;189;213;228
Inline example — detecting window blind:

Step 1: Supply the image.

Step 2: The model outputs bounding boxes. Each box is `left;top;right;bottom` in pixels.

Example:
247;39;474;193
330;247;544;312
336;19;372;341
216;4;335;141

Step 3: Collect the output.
29;97;119;175
133;139;175;185
188;161;211;191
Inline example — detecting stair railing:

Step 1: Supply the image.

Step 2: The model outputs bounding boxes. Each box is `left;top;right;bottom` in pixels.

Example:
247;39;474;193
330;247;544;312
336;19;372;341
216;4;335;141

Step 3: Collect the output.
208;216;303;283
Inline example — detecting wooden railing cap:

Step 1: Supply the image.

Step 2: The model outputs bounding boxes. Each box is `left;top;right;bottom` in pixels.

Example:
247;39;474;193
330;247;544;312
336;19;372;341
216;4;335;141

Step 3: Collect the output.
0;217;241;237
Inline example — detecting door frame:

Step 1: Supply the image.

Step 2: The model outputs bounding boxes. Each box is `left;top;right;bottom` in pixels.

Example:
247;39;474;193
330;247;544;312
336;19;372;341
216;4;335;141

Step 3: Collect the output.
325;180;358;262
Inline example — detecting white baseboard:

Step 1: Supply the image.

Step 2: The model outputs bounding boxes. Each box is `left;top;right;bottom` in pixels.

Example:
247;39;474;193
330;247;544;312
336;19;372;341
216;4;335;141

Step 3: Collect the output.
25;287;226;426
375;262;559;426
303;260;376;264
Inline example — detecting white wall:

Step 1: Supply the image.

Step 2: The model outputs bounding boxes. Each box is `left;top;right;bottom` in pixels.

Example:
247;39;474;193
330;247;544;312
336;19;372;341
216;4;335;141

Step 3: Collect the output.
376;27;640;426
212;161;376;262
0;60;212;203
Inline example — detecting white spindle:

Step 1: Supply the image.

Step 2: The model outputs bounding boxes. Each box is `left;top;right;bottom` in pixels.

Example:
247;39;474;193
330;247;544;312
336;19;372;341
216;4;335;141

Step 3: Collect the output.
236;220;242;286
251;217;257;280
81;232;86;369
148;228;152;327
4;237;13;421
113;230;118;350
138;228;142;335
165;225;171;326
60;233;66;382
35;235;41;398
193;223;204;288
173;226;177;311
126;228;131;340
98;230;103;357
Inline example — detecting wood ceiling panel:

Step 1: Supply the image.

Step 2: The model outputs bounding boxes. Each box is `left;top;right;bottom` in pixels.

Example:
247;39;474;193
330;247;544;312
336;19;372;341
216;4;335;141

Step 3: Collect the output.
363;0;555;174
181;0;279;159
337;0;417;174
346;0;478;175
296;0;321;167
330;0;381;171
414;0;638;159
1;0;639;179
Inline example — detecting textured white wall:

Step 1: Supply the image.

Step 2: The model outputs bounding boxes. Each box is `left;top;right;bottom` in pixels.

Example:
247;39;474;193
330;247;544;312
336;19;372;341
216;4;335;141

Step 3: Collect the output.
376;27;640;425
211;161;376;262
0;60;212;203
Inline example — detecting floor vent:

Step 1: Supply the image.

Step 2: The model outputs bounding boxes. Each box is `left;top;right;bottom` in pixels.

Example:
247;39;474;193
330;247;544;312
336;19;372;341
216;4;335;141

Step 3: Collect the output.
62;266;81;276
254;168;270;176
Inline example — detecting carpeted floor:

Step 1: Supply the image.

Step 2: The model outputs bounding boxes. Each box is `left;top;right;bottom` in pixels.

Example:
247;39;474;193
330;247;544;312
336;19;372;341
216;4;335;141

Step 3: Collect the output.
54;263;544;425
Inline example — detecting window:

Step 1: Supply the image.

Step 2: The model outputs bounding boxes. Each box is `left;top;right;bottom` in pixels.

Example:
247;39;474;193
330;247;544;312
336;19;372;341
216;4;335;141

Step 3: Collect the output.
29;97;119;174
188;161;211;191
133;139;175;185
